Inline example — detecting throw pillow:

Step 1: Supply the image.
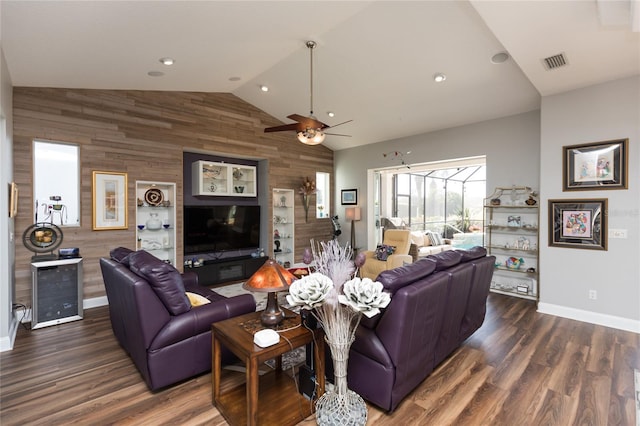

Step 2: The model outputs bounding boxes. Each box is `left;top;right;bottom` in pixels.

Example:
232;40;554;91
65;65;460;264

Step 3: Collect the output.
427;231;443;246
409;231;425;247
186;292;211;307
375;244;396;261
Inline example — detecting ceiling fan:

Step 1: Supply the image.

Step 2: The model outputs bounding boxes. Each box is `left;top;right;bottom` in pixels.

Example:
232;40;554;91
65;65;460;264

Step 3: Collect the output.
264;41;352;145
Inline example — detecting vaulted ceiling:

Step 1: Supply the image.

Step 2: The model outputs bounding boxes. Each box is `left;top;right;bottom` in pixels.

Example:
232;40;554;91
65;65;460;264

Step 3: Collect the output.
2;1;638;150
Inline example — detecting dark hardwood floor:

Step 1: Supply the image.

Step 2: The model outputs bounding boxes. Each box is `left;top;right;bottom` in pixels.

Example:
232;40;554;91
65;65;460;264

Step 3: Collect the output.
1;293;637;425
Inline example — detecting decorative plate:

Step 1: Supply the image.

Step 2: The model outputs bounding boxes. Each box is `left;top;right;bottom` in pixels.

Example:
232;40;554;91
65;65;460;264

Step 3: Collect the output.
22;223;63;253
144;188;164;206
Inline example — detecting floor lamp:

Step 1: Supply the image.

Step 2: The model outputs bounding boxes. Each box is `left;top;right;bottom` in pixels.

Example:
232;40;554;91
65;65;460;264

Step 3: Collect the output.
345;207;361;251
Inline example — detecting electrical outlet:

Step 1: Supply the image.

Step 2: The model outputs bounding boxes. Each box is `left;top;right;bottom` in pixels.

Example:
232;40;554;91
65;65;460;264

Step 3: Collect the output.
588;290;597;300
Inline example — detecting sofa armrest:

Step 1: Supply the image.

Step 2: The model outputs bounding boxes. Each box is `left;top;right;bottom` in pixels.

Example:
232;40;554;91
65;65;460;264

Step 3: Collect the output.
149;294;256;350
386;254;412;269
181;271;199;288
408;244;418;262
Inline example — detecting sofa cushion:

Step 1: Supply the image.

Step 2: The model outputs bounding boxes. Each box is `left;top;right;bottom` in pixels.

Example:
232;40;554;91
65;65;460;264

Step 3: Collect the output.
458;246;487;262
110;246;134;265
376;258;437;295
129;250;191;315
427;250;463;271
375;244;396;261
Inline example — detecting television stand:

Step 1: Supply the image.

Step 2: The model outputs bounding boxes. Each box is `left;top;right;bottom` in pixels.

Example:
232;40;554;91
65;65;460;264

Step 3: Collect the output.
185;256;267;286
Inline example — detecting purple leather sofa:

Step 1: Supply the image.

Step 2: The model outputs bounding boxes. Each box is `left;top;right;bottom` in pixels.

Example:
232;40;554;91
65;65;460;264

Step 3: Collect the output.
99;247;256;391
346;246;495;412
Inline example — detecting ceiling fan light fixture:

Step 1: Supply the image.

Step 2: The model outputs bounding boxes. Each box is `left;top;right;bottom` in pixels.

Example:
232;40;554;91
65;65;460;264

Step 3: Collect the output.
297;129;325;145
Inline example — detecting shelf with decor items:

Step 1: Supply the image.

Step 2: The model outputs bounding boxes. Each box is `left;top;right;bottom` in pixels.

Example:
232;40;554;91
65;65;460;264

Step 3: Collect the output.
191;160;256;197
135;181;176;265
484;186;539;302
273;188;295;268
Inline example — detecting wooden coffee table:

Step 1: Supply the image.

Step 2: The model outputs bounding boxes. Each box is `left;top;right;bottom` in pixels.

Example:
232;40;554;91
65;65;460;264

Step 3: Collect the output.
212;309;325;426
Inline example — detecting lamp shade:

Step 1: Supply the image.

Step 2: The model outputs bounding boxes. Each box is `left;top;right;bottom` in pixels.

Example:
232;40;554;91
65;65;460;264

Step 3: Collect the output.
345;207;361;221
243;259;296;293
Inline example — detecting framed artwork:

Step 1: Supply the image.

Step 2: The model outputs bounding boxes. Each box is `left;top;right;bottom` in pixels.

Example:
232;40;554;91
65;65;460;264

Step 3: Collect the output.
92;171;128;230
563;138;628;191
9;182;18;218
341;189;357;205
548;198;607;250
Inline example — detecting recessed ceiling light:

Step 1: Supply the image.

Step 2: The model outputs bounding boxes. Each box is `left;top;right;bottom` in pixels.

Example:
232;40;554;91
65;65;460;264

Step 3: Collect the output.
260;85;269;92
159;57;175;66
327;111;335;117
229;76;241;82
491;52;510;64
147;71;164;77
433;73;446;83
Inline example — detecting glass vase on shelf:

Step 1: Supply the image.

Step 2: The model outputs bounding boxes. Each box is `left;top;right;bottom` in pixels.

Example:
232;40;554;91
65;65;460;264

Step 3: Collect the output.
146;213;162;230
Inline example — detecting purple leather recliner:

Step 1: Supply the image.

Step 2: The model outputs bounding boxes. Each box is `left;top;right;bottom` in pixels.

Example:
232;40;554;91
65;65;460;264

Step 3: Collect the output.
100;247;256;391
345;246;495;412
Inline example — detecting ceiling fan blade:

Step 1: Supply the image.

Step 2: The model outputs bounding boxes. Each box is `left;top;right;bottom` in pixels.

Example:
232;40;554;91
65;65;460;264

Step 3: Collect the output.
264;123;301;133
287;114;328;129
324;132;352;137
326;119;353;130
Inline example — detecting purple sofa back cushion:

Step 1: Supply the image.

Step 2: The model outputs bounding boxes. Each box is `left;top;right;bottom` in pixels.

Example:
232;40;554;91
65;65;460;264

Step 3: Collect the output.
458;246;487;263
427;250;463;271
376;258;437;295
128;250;191;315
110;246;134;266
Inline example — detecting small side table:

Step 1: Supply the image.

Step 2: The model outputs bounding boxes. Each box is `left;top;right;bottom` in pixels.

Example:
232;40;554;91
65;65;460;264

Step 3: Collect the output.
212;309;325;426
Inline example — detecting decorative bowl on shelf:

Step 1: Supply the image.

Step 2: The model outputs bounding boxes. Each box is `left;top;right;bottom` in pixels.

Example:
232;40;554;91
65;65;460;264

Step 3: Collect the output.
505;257;524;270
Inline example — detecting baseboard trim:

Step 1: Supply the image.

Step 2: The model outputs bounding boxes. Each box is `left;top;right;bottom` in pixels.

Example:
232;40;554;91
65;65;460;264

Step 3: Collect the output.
538;302;640;334
84;296;108;310
0;310;21;352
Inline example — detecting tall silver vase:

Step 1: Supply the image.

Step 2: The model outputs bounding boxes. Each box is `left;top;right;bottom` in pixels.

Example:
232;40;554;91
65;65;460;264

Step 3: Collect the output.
316;337;367;426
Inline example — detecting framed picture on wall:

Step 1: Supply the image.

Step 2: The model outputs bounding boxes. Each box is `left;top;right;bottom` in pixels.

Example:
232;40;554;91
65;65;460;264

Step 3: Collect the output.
548;198;607;250
562;139;628;191
92;171;128;230
341;189;357;205
9;182;18;218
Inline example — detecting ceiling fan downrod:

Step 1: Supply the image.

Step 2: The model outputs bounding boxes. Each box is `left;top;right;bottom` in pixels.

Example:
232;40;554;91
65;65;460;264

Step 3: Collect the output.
307;40;317;118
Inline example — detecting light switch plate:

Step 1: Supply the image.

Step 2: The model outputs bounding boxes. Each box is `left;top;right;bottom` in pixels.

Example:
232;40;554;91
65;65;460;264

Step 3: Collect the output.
609;229;627;239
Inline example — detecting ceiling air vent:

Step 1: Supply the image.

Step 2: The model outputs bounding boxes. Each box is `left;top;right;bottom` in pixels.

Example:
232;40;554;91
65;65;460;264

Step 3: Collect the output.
543;53;568;70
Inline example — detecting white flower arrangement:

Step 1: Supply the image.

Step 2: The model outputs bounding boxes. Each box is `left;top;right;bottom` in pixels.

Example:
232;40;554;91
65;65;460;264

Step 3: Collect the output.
287;274;390;318
286;240;391;348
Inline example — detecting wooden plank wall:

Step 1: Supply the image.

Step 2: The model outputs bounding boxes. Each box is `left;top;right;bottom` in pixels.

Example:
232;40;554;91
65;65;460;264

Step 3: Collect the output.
12;88;333;306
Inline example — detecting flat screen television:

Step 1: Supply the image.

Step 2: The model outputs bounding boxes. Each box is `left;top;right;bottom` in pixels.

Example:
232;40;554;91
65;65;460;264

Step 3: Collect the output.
184;205;260;255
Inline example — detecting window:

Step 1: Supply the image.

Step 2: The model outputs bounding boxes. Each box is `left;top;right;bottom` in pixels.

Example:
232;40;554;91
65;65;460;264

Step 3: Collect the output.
316;172;330;218
383;158;485;238
33;140;80;226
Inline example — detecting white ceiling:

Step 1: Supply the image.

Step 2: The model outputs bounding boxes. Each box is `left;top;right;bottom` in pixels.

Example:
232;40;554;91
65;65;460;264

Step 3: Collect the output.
2;1;639;151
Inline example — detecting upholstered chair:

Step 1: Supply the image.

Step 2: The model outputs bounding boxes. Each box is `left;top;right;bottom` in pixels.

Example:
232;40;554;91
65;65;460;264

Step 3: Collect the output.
359;229;413;280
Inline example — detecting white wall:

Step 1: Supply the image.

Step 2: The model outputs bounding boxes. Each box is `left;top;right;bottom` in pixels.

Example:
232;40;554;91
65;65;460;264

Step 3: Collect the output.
1;41;17;350
335;110;541;250
539;76;640;330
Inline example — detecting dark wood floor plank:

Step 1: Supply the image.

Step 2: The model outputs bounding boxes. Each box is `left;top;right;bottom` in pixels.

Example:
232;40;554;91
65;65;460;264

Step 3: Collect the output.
1;294;637;425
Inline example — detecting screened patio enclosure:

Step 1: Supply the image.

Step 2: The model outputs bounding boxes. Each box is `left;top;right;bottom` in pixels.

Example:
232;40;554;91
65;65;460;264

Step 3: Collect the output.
374;158;486;243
